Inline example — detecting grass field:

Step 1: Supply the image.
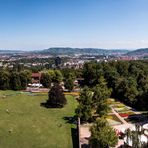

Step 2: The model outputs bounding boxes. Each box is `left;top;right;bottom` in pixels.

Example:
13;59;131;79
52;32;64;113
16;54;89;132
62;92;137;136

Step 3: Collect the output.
0;91;78;148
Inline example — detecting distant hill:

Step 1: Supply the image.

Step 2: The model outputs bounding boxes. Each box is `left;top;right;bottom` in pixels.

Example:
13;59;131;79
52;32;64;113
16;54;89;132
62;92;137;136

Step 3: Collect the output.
126;48;148;56
0;50;25;55
36;47;129;56
0;48;130;56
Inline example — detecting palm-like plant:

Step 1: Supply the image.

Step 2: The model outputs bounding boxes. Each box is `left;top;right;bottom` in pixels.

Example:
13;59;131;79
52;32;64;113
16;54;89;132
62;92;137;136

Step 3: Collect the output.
124;124;148;148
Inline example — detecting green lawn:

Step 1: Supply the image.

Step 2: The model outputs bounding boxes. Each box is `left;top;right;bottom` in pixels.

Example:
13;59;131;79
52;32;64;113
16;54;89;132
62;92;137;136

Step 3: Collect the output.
0;91;78;148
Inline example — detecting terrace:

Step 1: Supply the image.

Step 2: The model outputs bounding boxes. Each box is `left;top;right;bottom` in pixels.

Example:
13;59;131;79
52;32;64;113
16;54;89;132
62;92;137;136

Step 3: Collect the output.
80;98;148;147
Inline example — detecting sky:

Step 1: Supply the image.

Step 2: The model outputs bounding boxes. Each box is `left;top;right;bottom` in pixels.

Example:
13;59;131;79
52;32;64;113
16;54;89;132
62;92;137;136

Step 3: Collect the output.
0;0;148;50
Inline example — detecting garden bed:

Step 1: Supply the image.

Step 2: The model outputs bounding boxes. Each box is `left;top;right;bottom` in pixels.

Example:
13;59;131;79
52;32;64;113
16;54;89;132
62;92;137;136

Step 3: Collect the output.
106;114;122;126
115;107;131;113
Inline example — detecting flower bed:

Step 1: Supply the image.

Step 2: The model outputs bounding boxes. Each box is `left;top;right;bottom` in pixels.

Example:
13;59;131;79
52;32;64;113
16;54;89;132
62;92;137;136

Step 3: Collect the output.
115;107;131;113
119;112;136;118
106;114;122;126
125;111;135;115
119;113;129;118
107;98;115;104
64;92;80;96
107;118;122;126
113;105;125;108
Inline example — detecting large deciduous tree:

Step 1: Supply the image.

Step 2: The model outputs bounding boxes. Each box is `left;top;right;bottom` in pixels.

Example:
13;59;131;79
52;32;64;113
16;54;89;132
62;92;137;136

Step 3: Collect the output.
20;70;31;90
47;84;67;108
115;77;138;105
40;73;51;88
63;70;75;92
83;62;103;86
124;77;139;104
64;78;74;92
48;70;56;81
53;70;63;83
76;77;112;121
61;68;76;80
0;71;10;90
92;76;112;117
10;72;21;90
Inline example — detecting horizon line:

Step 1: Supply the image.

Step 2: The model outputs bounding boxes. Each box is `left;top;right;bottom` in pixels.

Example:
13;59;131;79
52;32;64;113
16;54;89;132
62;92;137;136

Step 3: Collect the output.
0;47;145;51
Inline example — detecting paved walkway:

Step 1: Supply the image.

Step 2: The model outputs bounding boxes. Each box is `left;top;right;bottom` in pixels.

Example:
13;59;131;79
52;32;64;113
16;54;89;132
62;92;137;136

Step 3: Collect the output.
111;107;135;147
111;107;128;124
80;125;90;145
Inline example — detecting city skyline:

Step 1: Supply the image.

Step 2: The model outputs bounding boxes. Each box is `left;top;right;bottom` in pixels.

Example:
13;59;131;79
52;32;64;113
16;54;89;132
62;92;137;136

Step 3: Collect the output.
0;0;148;50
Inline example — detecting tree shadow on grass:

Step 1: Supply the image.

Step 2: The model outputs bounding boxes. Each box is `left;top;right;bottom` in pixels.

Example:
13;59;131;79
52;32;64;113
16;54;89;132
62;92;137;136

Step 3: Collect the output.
63;116;79;148
40;101;49;108
40;100;63;108
63;116;77;124
71;127;79;148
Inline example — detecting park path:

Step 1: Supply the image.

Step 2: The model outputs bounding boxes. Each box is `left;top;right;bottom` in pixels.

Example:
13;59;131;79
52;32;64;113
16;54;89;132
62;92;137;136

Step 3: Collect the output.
111;107;128;124
111;107;133;148
79;106;133;147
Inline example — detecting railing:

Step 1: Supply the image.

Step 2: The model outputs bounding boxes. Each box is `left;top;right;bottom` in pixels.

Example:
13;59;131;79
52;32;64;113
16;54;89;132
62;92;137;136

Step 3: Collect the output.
77;117;81;148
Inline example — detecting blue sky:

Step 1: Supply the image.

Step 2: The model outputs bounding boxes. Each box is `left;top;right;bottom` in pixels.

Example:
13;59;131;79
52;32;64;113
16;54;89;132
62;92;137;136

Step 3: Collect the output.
0;0;148;50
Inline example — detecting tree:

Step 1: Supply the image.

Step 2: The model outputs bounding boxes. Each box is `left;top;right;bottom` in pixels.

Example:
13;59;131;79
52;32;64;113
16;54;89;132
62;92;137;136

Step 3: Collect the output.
115;77;128;101
115;77;138;105
47;84;67;108
137;92;148;110
76;77;112;121
19;70;31;90
63;70;76;92
53;70;63;83
61;68;76;80
92;77;112;117
116;61;129;77
124;125;148;148
55;57;61;67
83;62;102;86
48;70;56;81
75;87;94;122
75;69;83;78
103;66;119;95
81;61;148;111
10;72;21;90
40;73;51;88
128;62;145;79
124;77;139;104
19;71;28;90
25;70;32;84
0;70;10;90
64;78;74;92
137;73;148;94
89;118;118;148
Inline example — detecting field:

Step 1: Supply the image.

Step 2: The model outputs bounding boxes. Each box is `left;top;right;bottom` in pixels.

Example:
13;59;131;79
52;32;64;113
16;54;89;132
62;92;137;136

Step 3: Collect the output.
0;91;78;148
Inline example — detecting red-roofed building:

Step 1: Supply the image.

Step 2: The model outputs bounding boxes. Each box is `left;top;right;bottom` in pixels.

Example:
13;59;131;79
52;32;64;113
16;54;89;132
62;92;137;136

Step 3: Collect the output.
31;73;41;83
